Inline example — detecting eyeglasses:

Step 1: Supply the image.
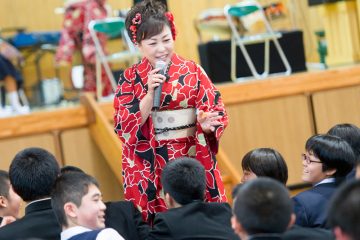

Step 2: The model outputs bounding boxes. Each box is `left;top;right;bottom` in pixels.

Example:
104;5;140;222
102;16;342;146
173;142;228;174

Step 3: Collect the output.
301;153;322;164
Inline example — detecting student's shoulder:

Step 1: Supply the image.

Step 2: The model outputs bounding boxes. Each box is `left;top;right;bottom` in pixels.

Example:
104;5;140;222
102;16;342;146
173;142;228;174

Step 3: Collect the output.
105;200;135;212
0;218;29;238
293;185;334;202
283;225;335;240
105;200;134;208
98;228;125;240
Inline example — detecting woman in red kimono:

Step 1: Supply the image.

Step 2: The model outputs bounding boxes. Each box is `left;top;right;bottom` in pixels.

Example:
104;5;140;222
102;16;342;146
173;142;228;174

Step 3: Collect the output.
113;0;228;223
56;0;112;96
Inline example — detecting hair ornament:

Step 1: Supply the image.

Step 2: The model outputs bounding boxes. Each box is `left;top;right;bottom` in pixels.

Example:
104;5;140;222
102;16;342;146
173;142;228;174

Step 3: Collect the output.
130;13;142;43
165;12;176;40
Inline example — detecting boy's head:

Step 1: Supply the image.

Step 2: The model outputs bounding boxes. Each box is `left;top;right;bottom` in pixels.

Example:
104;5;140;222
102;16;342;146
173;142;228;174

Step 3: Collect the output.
232;177;294;239
303;134;354;184
9;147;60;202
0;170;21;218
327;123;360;179
241;148;288;184
328;179;360;240
161;157;206;207
51;172;106;230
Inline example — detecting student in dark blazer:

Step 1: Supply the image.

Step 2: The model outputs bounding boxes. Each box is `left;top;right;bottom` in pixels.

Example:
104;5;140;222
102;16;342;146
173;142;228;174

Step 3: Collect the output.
105;201;149;240
0;147;61;240
148;157;239;240
232;178;294;240
60;165;150;239
293;134;355;228
328;179;360;240
231;184;335;240
283;225;335;240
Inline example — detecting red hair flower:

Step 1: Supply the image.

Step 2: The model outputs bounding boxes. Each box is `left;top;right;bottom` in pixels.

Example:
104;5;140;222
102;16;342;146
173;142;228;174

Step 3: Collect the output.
130;13;142;43
165;12;176;40
132;13;142;25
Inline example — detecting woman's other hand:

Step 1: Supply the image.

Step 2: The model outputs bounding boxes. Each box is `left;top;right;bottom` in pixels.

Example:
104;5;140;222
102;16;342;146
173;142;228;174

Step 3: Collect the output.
197;110;222;134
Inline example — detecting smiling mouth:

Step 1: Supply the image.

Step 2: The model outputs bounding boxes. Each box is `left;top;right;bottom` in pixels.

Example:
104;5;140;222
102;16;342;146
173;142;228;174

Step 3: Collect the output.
156;55;168;60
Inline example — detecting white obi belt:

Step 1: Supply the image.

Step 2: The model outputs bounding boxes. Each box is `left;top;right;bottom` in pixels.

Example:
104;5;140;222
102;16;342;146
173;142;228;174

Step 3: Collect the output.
151;108;196;141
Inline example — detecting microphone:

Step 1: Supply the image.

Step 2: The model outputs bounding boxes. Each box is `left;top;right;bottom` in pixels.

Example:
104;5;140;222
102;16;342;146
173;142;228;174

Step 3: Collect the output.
153;60;167;110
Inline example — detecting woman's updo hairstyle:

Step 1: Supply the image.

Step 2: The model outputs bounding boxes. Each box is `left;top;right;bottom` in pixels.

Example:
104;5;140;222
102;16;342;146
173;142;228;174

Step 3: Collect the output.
125;0;176;44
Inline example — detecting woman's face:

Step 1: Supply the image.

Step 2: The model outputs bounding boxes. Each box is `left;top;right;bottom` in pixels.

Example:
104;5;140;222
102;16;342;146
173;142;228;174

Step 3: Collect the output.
241;169;257;183
137;25;174;67
301;151;328;184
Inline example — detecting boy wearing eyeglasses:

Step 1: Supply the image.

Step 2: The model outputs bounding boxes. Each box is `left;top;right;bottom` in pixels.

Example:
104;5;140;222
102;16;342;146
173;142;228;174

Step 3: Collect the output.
293;134;354;229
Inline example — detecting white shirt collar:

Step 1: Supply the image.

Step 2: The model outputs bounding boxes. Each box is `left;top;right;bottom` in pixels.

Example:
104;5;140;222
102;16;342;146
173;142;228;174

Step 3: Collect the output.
26;197;51;208
61;226;91;240
314;178;335;186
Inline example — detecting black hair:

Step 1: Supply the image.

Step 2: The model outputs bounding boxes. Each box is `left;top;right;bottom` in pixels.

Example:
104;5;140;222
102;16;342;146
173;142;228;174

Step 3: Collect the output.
241;148;288;184
60;165;84;175
125;0;173;43
161;157;206;205
231;183;242;200
9;147;60;201
233;177;292;235
305;134;354;182
328;179;360;240
0;170;10;198
328;123;360;165
51;172;99;227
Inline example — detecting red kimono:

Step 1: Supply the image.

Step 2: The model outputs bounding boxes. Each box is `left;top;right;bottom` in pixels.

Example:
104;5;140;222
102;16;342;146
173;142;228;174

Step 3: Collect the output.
56;0;112;96
113;53;228;222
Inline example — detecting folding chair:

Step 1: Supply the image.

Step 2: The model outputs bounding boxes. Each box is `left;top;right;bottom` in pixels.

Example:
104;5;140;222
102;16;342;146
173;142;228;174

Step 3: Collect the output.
194;8;231;44
224;0;291;82
88;17;140;101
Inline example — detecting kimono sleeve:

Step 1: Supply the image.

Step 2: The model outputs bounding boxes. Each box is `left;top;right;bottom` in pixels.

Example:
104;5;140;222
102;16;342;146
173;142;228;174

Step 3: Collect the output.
113;67;144;147
195;64;229;153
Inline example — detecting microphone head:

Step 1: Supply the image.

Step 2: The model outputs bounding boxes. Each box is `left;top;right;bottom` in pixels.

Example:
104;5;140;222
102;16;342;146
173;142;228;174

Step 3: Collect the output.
155;60;167;71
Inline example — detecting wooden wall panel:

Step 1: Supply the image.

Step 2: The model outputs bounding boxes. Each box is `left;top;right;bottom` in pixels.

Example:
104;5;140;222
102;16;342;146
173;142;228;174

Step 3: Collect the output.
0;133;57;218
61;128;123;201
0;133;57;170
312;85;360;133
220;95;315;185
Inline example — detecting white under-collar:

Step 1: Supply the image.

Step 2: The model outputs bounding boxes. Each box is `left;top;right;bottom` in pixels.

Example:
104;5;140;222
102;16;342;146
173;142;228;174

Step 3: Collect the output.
314;178;335;186
26;197;51;208
61;226;92;240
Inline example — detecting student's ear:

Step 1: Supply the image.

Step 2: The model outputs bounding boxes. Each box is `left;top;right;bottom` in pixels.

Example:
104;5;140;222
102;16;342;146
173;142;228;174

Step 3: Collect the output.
164;192;175;208
325;168;337;177
287;213;296;229
64;202;78;218
356;165;360;179
231;215;245;236
333;226;352;240
0;196;7;208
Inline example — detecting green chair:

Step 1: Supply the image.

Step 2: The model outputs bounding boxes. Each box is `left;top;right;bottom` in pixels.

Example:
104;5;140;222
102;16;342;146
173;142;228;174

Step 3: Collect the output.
224;0;291;82
88;17;140;100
